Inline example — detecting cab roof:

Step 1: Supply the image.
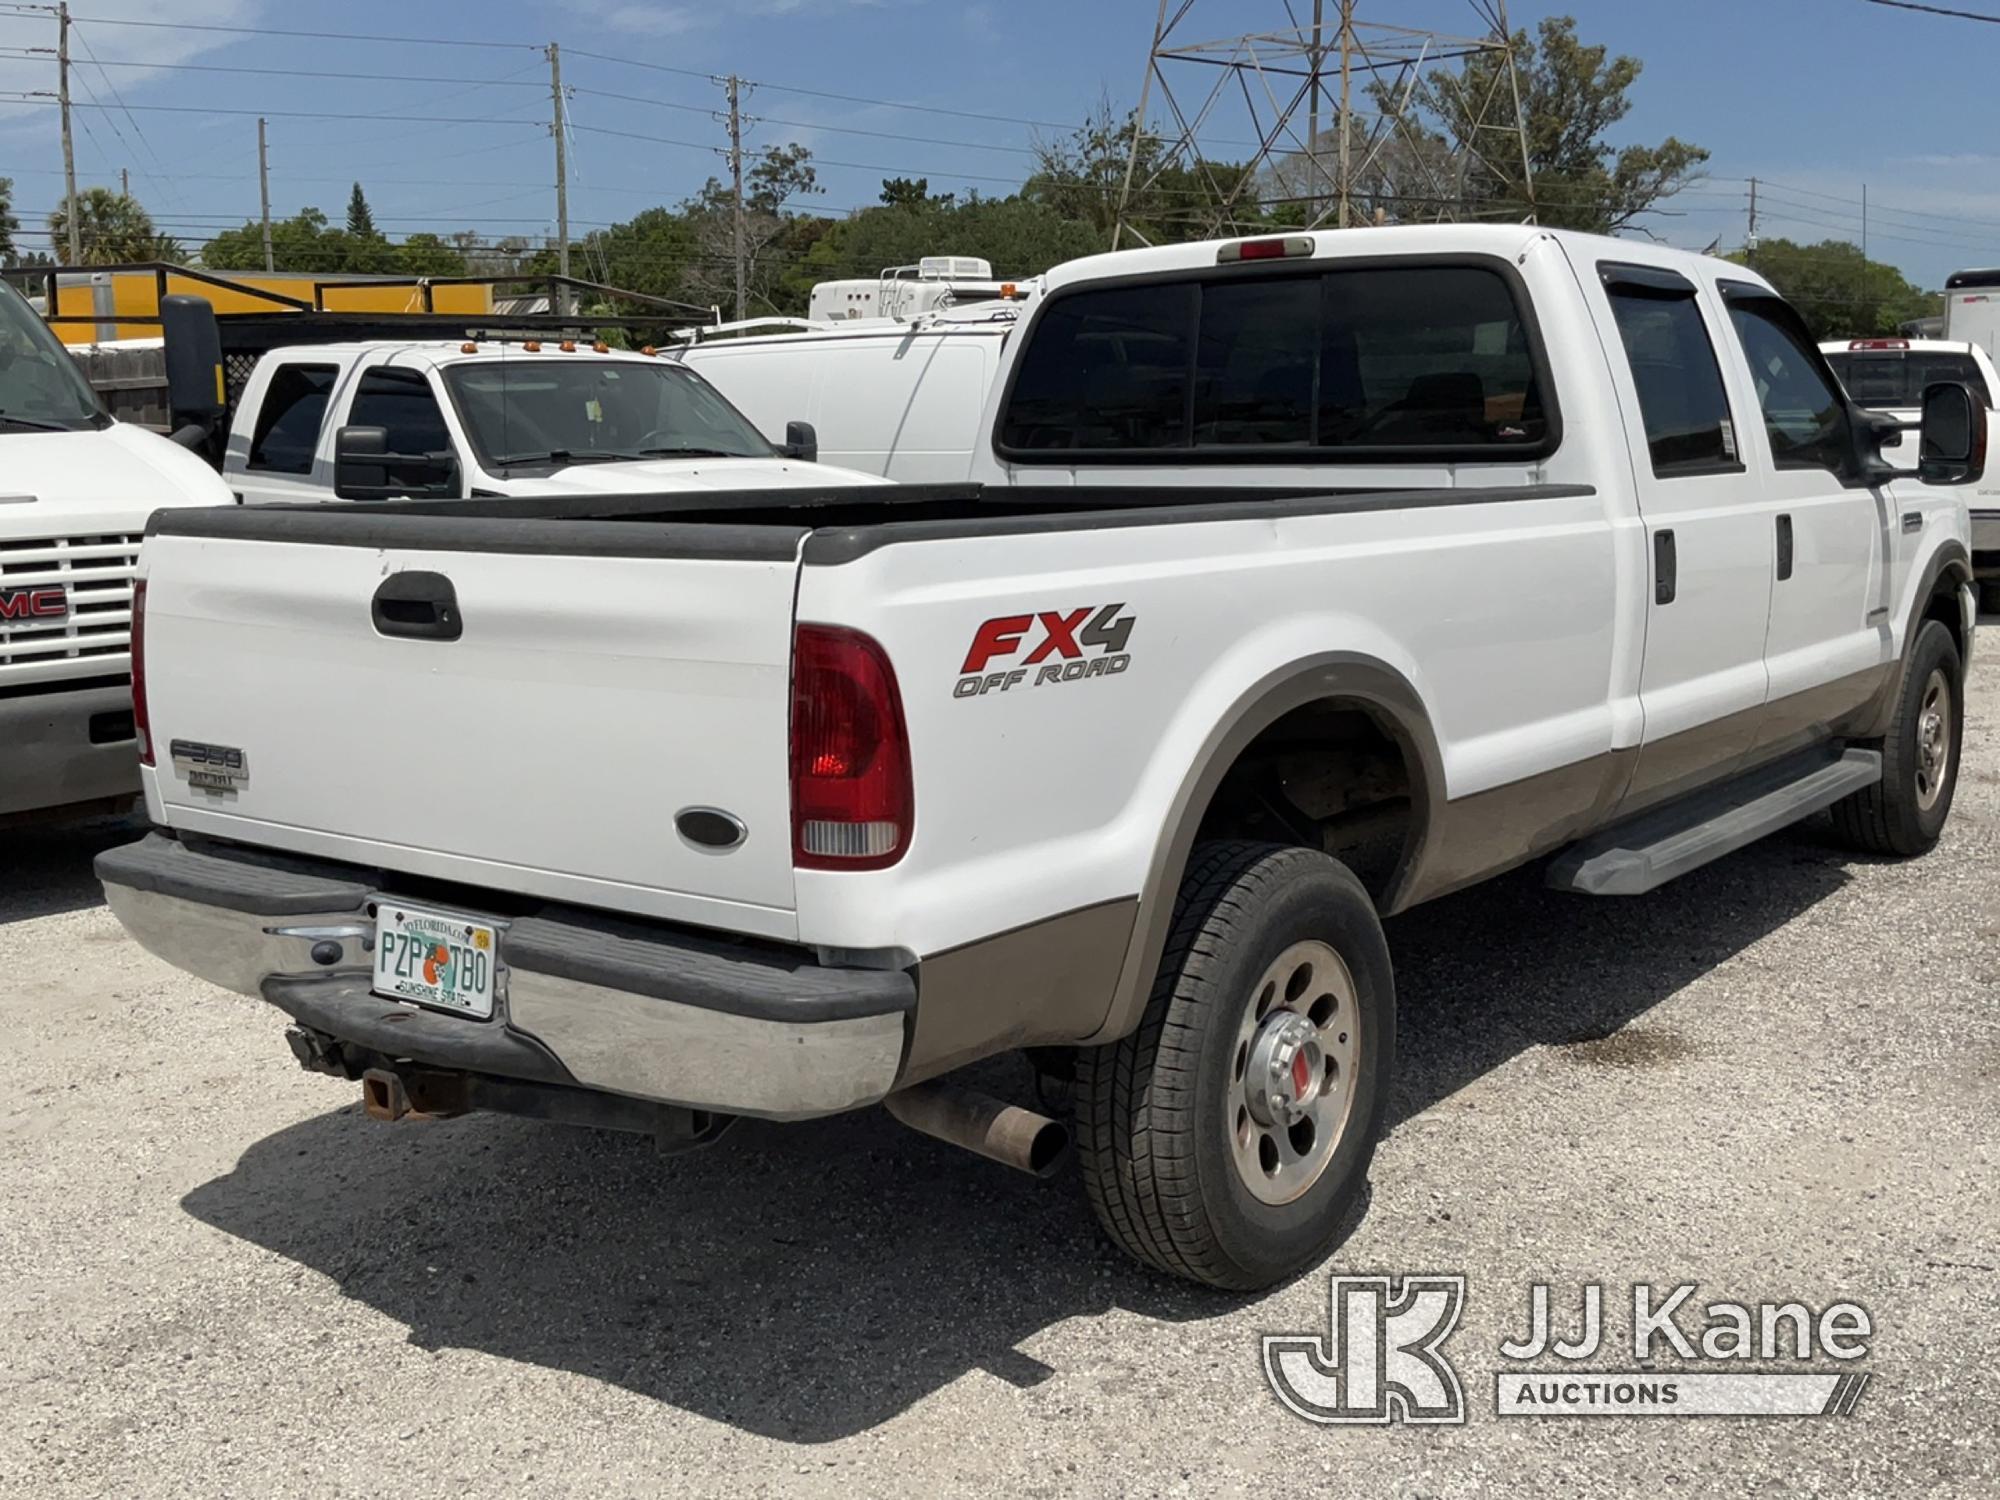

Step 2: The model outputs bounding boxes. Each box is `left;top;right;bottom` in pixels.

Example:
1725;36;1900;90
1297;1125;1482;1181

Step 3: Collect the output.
1038;223;1776;296
257;340;674;371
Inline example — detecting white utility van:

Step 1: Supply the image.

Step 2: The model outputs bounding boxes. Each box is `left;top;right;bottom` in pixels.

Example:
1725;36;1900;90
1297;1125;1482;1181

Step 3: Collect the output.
675;309;1014;482
0;278;233;820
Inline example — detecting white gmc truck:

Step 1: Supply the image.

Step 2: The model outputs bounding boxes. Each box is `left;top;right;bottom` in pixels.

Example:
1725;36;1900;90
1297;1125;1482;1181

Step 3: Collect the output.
0;278;233;822
98;226;1983;1289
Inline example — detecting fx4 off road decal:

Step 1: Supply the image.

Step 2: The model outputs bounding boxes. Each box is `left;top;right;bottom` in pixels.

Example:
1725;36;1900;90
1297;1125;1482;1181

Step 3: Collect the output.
954;604;1135;698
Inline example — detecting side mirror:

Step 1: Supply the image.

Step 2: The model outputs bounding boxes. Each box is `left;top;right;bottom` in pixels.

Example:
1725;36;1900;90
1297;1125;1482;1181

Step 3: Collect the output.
1917;380;1986;486
160;294;225;440
333;424;460;501
783;419;818;464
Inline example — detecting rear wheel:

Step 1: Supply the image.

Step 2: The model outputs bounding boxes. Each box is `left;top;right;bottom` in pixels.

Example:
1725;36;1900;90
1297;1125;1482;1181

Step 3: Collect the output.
1831;619;1963;856
1076;841;1394;1290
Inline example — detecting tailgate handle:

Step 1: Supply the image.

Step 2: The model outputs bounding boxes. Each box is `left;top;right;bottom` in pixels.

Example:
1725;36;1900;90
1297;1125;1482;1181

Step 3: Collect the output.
372;571;462;641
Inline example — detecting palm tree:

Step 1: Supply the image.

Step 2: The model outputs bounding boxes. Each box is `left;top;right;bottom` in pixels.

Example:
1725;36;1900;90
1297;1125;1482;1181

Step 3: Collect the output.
47;187;167;264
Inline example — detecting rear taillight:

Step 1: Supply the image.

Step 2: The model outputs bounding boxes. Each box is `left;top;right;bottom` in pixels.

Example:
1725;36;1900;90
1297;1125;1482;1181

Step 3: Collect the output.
131;578;153;766
790;624;912;870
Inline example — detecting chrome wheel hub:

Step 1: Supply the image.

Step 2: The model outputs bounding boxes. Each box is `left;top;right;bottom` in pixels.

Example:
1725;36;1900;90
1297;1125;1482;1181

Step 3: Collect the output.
1915;669;1952;813
1227;939;1362;1206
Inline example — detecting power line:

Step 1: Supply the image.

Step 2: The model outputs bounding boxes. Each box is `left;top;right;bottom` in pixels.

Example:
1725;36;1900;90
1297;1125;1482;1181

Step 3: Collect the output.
1859;0;2000;21
63;13;539;50
0;49;550;89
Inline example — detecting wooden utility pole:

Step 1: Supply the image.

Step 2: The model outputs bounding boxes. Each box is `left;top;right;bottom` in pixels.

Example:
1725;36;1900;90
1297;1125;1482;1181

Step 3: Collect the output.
548;42;570;315
257;117;273;272
119;167;128;197
1747;177;1759;265
727;73;746;321
57;1;78;262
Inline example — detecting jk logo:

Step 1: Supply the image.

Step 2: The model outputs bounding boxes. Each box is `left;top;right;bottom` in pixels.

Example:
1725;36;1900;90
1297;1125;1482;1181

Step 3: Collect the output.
1264;1274;1468;1425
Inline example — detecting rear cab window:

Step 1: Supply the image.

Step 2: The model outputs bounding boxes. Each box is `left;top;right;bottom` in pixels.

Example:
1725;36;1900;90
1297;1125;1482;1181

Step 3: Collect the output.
998;260;1554;460
1824;348;1993;410
1599;263;1741;477
246;363;338;475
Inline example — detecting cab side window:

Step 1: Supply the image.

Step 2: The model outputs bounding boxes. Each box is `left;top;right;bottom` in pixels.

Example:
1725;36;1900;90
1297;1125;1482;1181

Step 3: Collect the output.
348;367;452;454
1725;297;1850;471
347;367;458;496
246;363;337;475
1602;271;1739;476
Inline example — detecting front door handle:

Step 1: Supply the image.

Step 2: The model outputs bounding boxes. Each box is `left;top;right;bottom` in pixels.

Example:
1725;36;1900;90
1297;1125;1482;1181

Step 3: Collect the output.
1776;513;1794;581
1654;529;1677;605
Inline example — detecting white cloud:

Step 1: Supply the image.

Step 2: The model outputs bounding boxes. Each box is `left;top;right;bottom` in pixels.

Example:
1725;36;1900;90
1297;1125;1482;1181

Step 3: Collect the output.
0;0;267;96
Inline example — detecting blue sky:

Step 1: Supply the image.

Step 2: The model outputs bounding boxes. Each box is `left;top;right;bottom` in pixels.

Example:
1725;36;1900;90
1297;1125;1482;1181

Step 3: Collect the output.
0;0;1995;289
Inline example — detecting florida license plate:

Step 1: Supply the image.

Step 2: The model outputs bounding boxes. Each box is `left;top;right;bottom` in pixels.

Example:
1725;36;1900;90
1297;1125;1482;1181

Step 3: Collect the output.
372;902;499;1019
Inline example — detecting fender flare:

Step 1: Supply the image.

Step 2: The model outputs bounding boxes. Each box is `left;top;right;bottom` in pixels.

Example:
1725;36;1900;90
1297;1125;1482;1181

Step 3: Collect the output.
1852;539;1971;741
1082;651;1445;1046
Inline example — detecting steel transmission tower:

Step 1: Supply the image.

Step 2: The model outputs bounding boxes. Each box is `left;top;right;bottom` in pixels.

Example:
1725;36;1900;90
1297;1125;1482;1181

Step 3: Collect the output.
1113;1;1537;248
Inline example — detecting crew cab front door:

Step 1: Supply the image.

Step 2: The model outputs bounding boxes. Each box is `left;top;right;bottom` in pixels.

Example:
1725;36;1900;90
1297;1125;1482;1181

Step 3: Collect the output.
1591;261;1777;808
1717;287;1889;753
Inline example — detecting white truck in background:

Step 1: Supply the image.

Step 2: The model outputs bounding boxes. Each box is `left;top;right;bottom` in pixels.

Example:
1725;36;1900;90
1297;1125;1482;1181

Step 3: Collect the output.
1937;270;2000;600
0;277;233;822
100;226;1983;1288
675;306;1016;482
138;296;888;506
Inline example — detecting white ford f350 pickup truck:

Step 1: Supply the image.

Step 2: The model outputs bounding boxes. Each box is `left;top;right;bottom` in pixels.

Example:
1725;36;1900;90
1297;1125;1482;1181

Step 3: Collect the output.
98;226;1983;1289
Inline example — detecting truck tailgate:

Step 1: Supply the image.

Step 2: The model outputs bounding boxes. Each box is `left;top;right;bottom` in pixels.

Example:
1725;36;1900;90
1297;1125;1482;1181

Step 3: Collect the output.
140;531;803;936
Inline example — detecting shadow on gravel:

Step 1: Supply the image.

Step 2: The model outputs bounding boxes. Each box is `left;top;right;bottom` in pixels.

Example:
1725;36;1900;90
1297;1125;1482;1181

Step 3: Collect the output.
181;821;1853;1442
1385;817;1853;1126
0;812;143;928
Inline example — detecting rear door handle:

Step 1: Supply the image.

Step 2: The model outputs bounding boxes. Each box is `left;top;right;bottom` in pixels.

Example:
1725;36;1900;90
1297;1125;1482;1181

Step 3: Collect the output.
1776;513;1794;581
371;570;462;641
1654;529;1677;605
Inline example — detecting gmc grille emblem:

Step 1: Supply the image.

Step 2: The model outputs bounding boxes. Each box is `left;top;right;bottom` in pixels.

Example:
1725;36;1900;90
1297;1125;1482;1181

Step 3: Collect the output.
0;586;67;621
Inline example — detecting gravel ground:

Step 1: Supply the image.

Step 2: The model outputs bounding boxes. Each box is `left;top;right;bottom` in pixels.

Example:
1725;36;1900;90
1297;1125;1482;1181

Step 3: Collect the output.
3;630;1995;1499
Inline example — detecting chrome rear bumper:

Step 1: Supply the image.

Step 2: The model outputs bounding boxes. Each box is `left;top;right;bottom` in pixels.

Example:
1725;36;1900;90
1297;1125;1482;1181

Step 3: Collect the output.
97;834;911;1121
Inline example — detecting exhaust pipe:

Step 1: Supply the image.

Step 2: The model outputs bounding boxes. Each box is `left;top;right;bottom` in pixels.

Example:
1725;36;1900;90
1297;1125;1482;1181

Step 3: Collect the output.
883;1080;1069;1178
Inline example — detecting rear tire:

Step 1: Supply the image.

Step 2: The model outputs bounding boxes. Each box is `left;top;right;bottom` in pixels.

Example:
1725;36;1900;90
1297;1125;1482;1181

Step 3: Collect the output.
1831;619;1963;857
1076;841;1394;1290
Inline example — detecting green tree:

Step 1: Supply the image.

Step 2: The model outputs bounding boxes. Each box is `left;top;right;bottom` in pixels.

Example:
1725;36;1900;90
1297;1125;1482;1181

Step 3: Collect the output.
201;208;467;278
47;188;172;264
393;232;468;278
1411;15;1707;231
680;143;822;315
345;182;377;240
1024;98;1257;244
879;176;940;210
0;177;17;265
1729;238;1940;340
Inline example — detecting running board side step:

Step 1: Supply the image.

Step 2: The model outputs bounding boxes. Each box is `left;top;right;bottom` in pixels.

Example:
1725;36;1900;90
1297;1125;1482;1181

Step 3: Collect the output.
1548;746;1881;896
